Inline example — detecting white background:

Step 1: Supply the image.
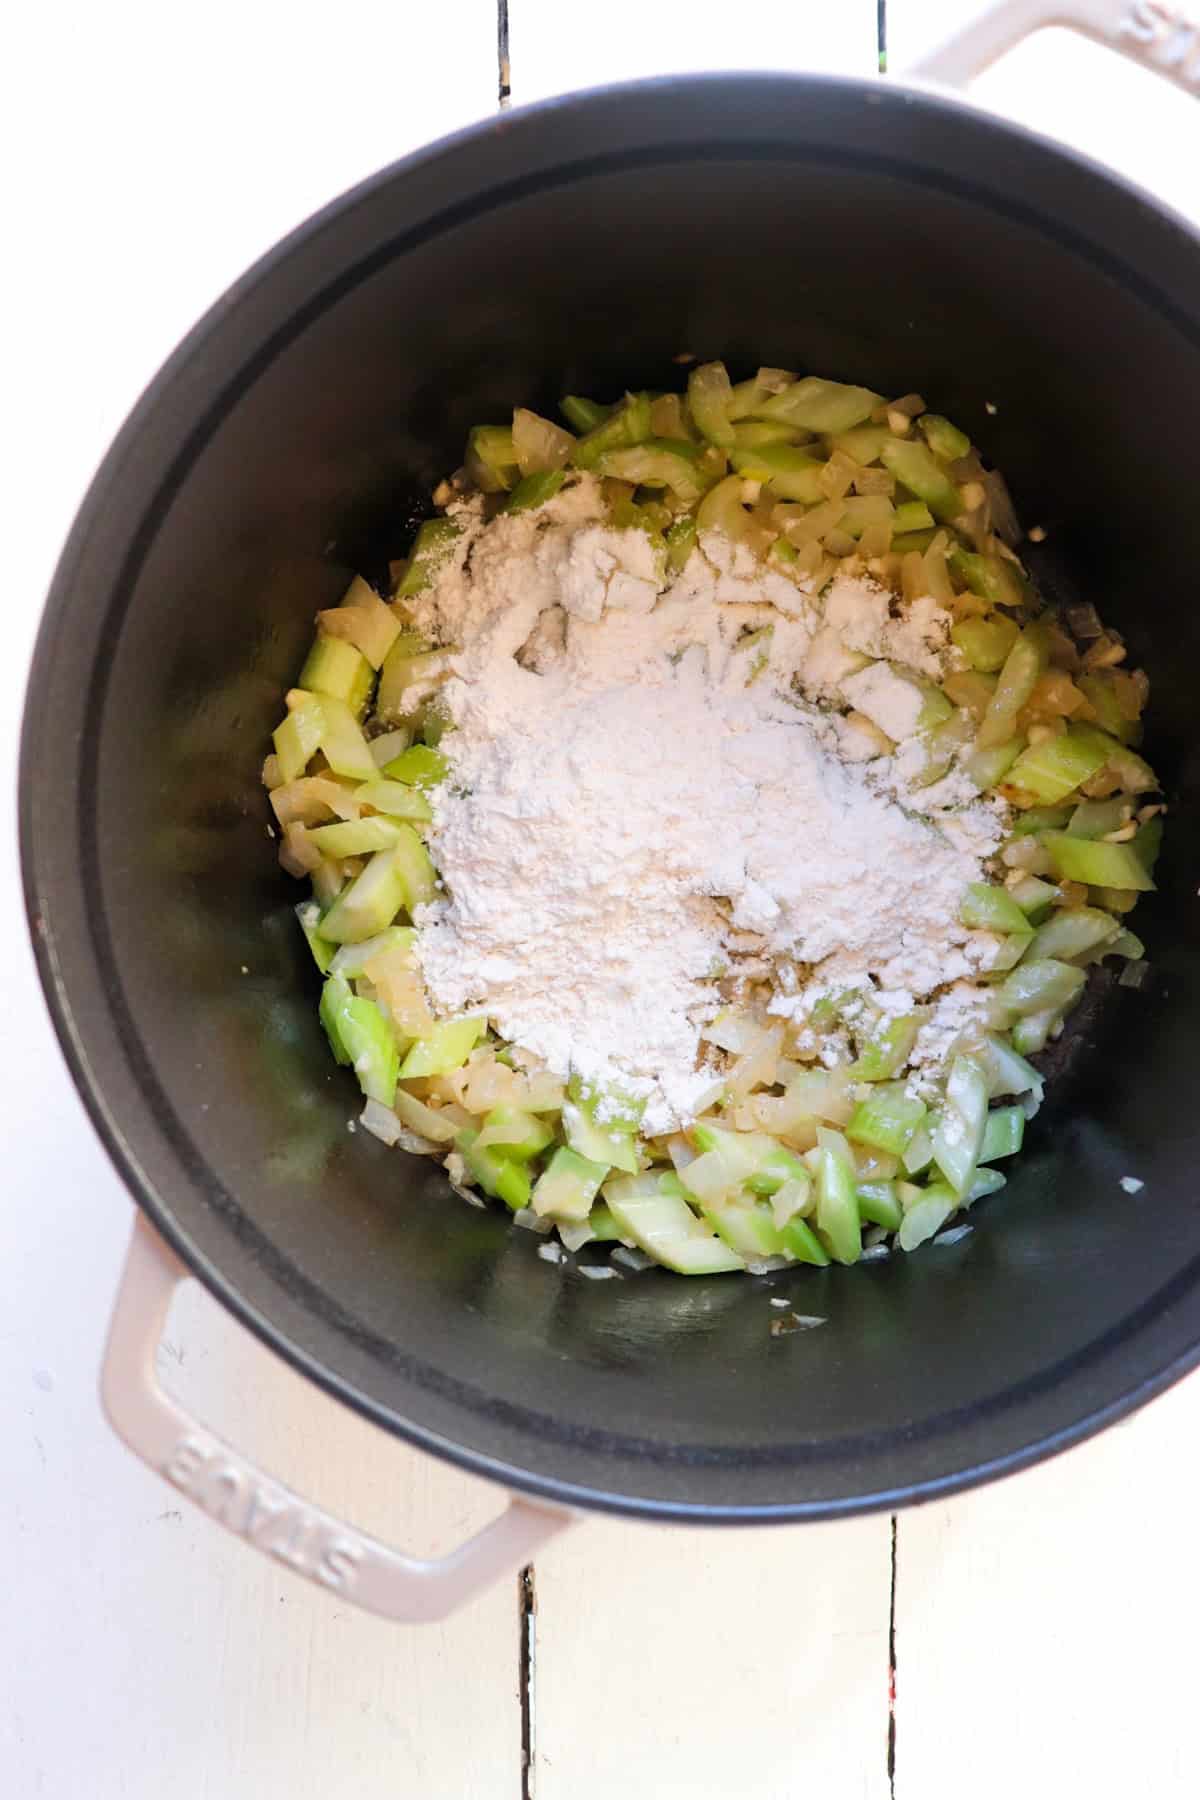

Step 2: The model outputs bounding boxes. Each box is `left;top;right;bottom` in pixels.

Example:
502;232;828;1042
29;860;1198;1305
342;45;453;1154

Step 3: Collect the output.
3;3;1199;1795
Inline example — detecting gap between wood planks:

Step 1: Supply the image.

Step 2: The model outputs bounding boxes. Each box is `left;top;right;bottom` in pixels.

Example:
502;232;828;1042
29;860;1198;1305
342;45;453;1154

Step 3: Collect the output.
496;3;898;1794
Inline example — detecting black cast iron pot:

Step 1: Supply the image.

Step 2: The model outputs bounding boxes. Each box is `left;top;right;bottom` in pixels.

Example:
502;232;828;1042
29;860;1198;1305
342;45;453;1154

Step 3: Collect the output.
21;57;1200;1611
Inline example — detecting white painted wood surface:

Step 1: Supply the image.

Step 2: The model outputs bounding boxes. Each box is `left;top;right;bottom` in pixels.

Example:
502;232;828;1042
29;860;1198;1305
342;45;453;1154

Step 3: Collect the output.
3;4;1199;1797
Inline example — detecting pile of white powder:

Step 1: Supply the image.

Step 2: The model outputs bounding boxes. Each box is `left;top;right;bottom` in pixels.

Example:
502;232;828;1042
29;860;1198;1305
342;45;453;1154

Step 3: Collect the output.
405;476;1005;1133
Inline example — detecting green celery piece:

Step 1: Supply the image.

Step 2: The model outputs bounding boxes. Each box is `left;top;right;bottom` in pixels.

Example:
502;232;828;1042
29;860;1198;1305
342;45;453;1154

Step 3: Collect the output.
1135;815;1163;874
296;900;335;973
919;413;971;461
1008;726;1109;803
328;925;415;979
603;1178;744;1275
891;500;935;533
729;444;824;503
931;1055;989;1196
846;1084;927;1156
300;635;374;714
1076;671;1137;742
815;1135;862;1265
562;1100;639;1175
319;843;412;944
951;613;1020;673
980;1034;1044;1102
1065;725;1157;795
898;1184;958;1251
309;815;409;859
531;1146;610;1221
709;1199;784;1259
980;1107;1026;1162
687;362;737;448
960;880;1035;935
731;419;805;448
852;1012;923;1081
388;821;438;910
1066;796;1132;839
727;367;795;420
880;438;961;521
560;395;609;434
571;393;654;469
586;1202;623;1243
891;529;938;554
595;439;705;502
380;744;449;790
1009;875;1059;922
1027;906;1120;963
395;519;462;597
567;1074;646;1136
965;1168;1007;1204
353;777;433;822
744;1144;812;1196
665;514;698;574
1011;1008;1057;1055
966;738;1024;791
273;694;325;783
1041;832;1155;892
465;425;518;493
948;549;1028;609
399;1015;485;1078
311;694;377;783
975;622;1051;749
478;1105;554;1162
1008;803;1073;836
457;1129;531;1211
831;422;892;464
319;974;399;1105
840;495;897;540
993;957;1086;1023
504;469;567;512
902;1127;934;1175
856;1180;903;1231
779;1215;831;1266
759;377;882;433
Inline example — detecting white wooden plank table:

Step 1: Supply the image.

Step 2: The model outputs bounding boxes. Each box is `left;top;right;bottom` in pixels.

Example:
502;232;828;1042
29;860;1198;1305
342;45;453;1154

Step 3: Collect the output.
2;4;1198;1797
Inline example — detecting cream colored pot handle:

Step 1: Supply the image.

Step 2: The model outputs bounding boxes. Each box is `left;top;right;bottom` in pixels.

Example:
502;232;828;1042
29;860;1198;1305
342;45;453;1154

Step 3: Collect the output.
908;0;1200;96
102;1214;572;1621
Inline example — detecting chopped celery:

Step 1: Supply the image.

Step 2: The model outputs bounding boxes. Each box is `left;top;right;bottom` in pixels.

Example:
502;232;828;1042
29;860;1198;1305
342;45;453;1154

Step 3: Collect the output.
457;1128;531;1211
919;414;971;461
731;418;804;448
1012;1008;1057;1054
980;1034;1044;1101
966;738;1024;790
300;635;374;713
965;1167;1006;1204
759;377;882;433
309;815;410;859
465;425;518;493
585;1202;623;1243
504;469;567;513
316;694;378;782
560;395;609;434
352;777;433;822
891;500;935;533
380;744;449;790
687;361;736;448
603;1177;744;1274
531;1146;609;1221
831;422;892;464
512;407;575;475
975;623;1050;749
1041;832;1155;892
1066;796;1132;839
477;1105;555;1162
880;438;961;521
388;822;438;910
980;1106;1025;1162
1009;875;1059;921
1026;907;1119;963
815;1129;862;1265
993;957;1086;1024
317;577;402;670
856;1180;903;1231
839;495;896;539
931;1055;989;1195
272;693;325;783
1009;803;1073;836
328;925;415;979
296;900;334;972
728;367;795;419
596;439;705;502
400;1015;485;1078
1007;726;1110;804
319;843;412;943
562;1100;640;1175
948;549;1028;609
902;1127;934;1175
572;393;654;468
1077;672;1137;742
779;1215;831;1266
951;614;1020;673
729;444;824;503
1135;814;1163;874
846;1084;927;1156
395;519;461;597
898;1184;958;1251
665;514;698;573
568;1073;645;1136
744;1143;812;1196
319;974;399;1105
960;880;1035;936
710;1198;784;1259
891;530;938;553
852;1012;923;1080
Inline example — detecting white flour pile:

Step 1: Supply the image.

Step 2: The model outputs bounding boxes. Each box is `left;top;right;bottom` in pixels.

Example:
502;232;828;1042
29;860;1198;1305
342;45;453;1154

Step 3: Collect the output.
406;477;1005;1133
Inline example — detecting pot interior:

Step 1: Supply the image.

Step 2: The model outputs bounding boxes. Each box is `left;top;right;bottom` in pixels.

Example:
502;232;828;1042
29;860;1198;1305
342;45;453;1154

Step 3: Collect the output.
25;77;1200;1516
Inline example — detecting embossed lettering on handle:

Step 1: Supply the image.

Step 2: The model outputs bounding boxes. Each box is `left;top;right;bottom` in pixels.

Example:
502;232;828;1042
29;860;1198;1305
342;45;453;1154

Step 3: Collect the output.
101;1215;572;1623
908;0;1200;99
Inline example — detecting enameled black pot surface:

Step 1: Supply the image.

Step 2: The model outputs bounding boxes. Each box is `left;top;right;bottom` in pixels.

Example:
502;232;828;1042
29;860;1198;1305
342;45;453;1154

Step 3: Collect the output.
22;74;1200;1520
